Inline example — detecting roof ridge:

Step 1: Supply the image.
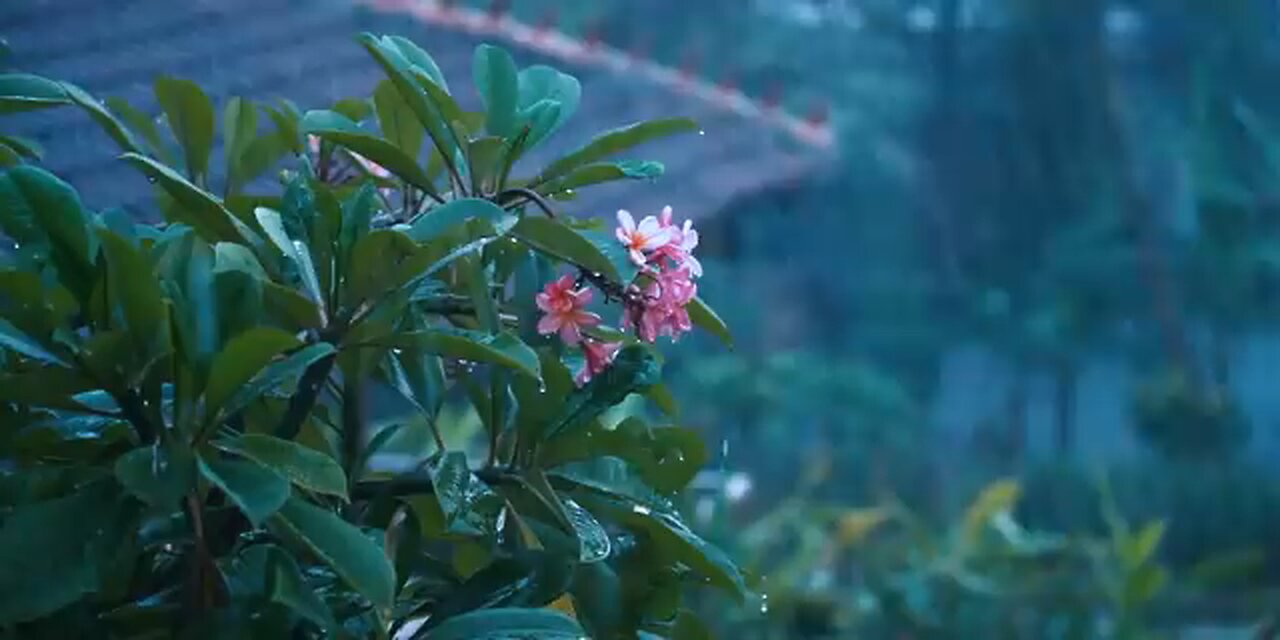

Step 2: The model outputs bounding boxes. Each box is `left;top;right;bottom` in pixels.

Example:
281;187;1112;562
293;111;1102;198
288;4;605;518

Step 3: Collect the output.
360;0;836;150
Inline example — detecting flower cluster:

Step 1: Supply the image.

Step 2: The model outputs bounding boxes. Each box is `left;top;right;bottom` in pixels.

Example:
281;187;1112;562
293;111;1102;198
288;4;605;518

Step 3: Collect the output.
536;206;703;385
617;206;701;343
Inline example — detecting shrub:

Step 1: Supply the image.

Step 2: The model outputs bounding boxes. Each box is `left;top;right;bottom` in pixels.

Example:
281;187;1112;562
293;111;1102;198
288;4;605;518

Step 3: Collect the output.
0;33;741;638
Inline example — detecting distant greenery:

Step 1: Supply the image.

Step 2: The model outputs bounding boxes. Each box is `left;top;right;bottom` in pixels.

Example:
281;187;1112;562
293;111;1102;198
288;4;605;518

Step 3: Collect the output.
0;32;740;638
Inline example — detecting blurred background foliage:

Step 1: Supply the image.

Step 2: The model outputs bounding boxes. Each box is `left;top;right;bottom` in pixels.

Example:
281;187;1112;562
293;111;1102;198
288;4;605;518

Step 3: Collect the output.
454;0;1280;636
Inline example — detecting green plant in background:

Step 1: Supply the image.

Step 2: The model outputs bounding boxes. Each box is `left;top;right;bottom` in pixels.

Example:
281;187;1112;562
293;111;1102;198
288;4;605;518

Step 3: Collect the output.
0;33;741;638
707;477;1185;639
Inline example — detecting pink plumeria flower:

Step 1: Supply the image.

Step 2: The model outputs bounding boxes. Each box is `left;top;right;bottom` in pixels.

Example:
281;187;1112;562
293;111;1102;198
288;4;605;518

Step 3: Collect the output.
535;275;600;345
354;153;392;180
616;209;674;267
575;339;622;386
651;206;703;277
623;265;697;343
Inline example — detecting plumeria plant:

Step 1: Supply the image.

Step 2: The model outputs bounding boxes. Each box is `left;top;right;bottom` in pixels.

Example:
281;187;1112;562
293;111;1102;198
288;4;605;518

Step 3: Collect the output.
0;34;740;639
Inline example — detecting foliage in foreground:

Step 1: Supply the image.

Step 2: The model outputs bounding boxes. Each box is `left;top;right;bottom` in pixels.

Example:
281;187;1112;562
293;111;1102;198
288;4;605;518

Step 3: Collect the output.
0;33;741;638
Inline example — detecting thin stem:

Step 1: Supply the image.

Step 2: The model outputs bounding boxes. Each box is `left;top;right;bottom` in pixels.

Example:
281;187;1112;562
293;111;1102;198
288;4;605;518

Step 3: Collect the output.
341;375;365;480
498;187;557;219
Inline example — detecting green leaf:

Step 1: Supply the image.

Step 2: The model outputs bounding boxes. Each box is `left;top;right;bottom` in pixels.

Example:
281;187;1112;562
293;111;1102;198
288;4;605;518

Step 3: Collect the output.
98;229;168;358
357;34;460;183
118;153;251;243
535;118;695;185
687;296;732;348
541;420;706;494
962;478;1021;544
255;206;325;313
199;455;290;527
383;35;450;92
563;496;611;563
512;216;617;281
62;82;145;154
379;329;540;380
1122;564;1168;607
268;496;396;609
347;229;425;303
1;165;96;297
0;73;67;113
373;79;424;158
473;44;520;138
1120;520;1166;569
205;327;301;420
0;134;43;161
114;442;195;508
0;366;100;413
539;161;664;197
0;482;120;623
516;66;579;145
222;96;258;190
154;76;215;180
215;433;347;498
301;109;439;196
423;607;585;640
265;545;336;632
220;343;337;418
408;198;511;244
106;97;170;163
606;500;746;602
0;317;67;365
429;451;472;524
540;345;661;441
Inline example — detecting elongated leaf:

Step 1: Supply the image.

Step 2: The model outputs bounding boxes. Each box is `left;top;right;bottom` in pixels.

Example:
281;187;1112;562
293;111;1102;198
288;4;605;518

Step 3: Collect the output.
687;296;732;348
222;96;258;189
0;134;42;161
301;109;438;195
98;229;168;358
0;317;66;365
220;343;336;418
962;478;1021;544
199;456;290;527
536;118;695;185
106;97;169;163
357;34;460;185
347;229;425;303
423;608;585;640
2;165;97;296
373;79;423;157
154;76;215;180
473;44;519;137
539;161;664;197
255;206;325;314
63;82;145;154
0;366;100;412
265;546;336;632
383;35;450;92
205;327;301;419
512;216;617;281
1120;520;1166;569
0;73;67;113
215;433;347;498
119;153;249;243
378;329;540;379
408;198;511;244
268;497;396;609
430;451;472;524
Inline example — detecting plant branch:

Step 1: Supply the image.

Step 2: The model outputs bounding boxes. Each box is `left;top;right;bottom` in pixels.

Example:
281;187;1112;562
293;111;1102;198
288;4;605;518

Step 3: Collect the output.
497;187;557;219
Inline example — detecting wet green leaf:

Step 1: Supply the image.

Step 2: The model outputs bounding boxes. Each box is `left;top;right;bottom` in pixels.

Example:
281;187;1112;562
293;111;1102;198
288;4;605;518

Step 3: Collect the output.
268;496;396;609
154;76;215;180
215;433;347;499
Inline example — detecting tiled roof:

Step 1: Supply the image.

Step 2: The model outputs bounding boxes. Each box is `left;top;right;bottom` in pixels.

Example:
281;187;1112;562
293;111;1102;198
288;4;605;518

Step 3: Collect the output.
2;0;831;221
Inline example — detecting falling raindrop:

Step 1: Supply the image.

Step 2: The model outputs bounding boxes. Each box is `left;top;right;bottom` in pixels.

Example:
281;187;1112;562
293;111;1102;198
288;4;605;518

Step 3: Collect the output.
760;592;770;614
698;130;706;136
721;438;730;459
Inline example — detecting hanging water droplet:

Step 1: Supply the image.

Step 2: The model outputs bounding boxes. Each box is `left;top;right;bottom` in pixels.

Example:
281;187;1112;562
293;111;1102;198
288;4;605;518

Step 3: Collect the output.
12;242;19;249
537;381;547;393
565;189;575;196
759;592;770;614
392;348;403;355
698;129;706;136
147;176;158;184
